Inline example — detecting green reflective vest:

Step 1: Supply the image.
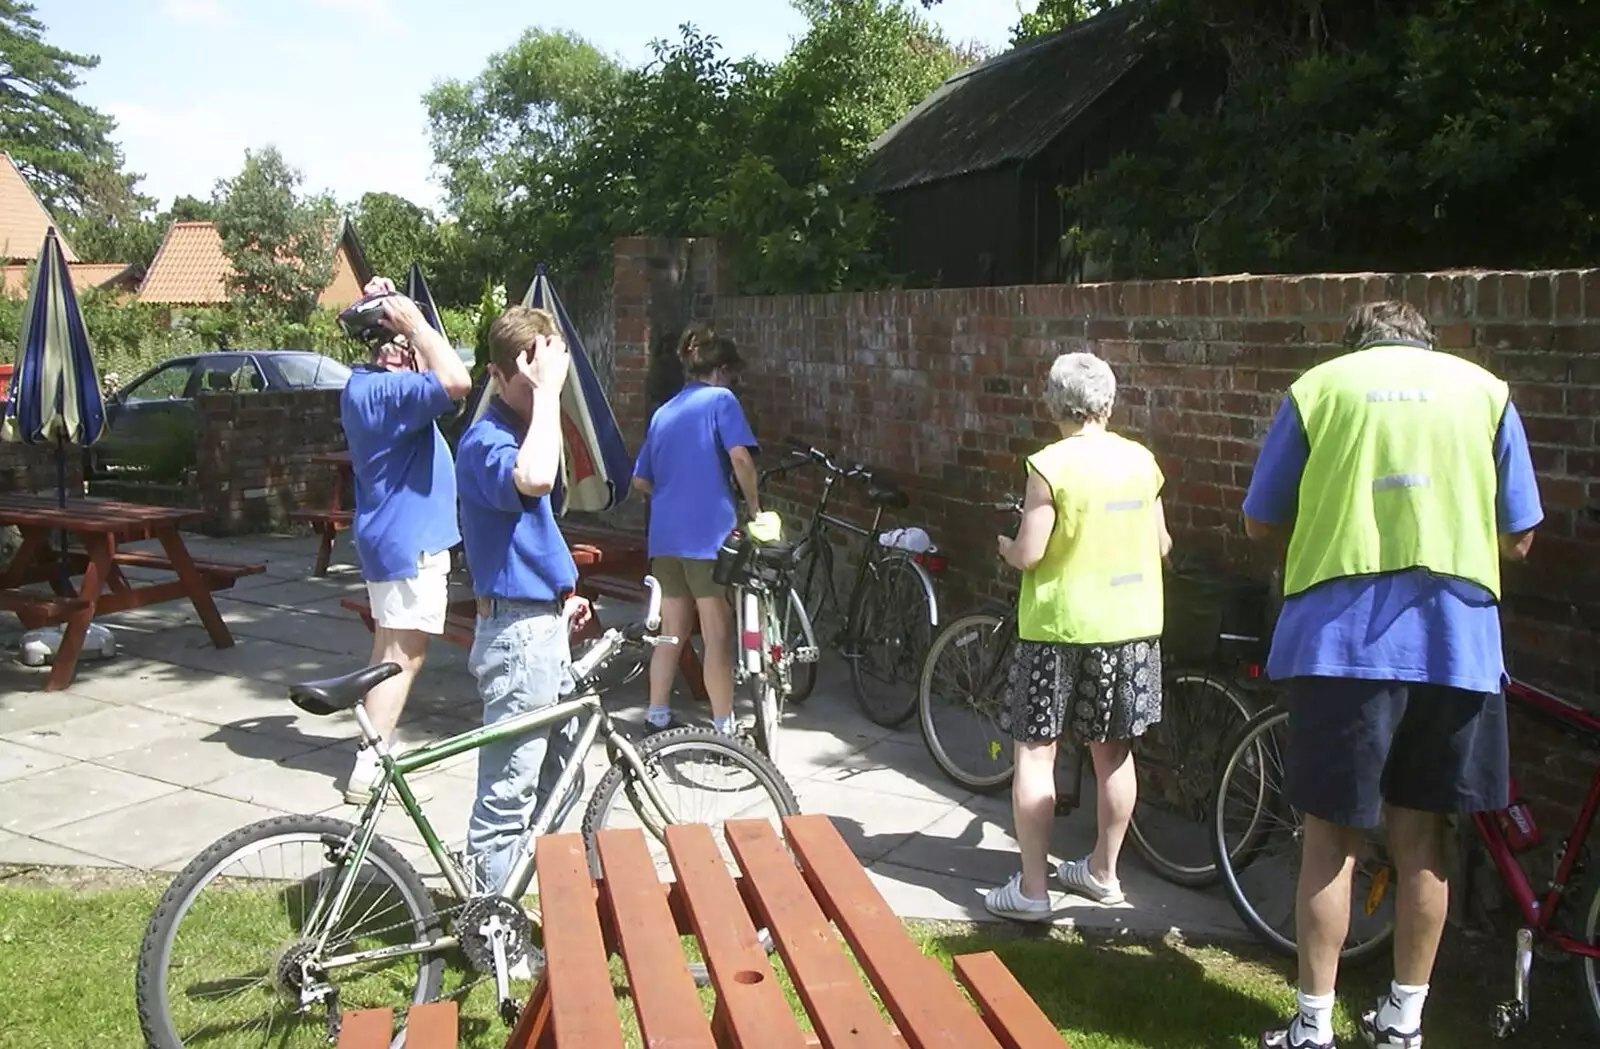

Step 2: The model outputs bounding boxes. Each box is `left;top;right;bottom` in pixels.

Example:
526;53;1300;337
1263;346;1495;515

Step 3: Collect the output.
1284;344;1507;599
1017;431;1165;645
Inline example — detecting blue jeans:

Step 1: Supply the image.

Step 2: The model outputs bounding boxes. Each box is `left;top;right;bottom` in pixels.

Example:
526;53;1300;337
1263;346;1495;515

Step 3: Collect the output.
465;604;577;896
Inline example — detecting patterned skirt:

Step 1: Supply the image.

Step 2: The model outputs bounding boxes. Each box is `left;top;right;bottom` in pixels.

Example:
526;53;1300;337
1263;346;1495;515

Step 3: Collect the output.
1003;637;1163;744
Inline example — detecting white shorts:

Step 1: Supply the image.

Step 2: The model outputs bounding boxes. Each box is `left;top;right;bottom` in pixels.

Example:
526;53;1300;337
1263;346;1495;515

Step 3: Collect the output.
367;549;451;634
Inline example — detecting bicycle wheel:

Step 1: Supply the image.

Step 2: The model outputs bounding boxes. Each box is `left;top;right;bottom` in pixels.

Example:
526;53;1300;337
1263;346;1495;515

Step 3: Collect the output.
785;539;834;702
1572;876;1600;1036
749;593;785;760
1210;708;1395;963
850;554;937;727
137;815;443;1049
918;609;1015;792
1126;671;1257;887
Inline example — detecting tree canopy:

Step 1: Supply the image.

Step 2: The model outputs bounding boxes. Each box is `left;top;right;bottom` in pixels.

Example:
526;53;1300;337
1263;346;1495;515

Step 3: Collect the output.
212;147;337;323
0;1;150;259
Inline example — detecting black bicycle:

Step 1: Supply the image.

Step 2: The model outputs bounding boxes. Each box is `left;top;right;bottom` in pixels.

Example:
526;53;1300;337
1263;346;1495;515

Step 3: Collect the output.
757;443;941;727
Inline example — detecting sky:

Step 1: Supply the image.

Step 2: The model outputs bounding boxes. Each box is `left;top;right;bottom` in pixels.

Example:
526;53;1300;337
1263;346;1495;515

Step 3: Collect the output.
34;0;1032;215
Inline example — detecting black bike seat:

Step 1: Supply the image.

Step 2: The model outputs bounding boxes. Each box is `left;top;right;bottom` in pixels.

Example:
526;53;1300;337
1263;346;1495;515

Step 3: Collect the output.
869;484;909;510
288;663;403;716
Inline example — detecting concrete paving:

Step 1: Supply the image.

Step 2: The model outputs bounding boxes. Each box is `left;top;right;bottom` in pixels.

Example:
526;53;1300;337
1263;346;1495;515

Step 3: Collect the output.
0;532;1247;940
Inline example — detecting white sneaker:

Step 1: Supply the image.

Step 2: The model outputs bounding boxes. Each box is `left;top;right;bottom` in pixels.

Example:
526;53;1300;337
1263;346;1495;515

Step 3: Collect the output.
343;763;433;805
1056;856;1125;905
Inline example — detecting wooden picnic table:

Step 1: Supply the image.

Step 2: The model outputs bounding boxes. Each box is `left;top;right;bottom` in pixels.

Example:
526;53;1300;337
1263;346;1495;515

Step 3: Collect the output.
0;493;264;691
496;814;1069;1049
293;450;354;576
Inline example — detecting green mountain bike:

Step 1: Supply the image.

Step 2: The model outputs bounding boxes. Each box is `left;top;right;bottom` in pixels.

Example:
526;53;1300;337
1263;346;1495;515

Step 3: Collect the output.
134;577;799;1049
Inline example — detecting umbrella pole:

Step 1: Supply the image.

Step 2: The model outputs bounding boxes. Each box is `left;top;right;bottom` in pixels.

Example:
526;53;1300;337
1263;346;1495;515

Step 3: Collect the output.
55;435;69;594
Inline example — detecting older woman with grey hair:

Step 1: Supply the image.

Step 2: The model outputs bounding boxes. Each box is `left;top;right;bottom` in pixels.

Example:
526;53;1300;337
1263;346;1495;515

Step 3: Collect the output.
984;350;1173;922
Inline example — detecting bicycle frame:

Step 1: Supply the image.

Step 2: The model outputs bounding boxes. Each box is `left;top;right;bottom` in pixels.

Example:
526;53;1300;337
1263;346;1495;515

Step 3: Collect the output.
305;686;674;977
1469;678;1600;961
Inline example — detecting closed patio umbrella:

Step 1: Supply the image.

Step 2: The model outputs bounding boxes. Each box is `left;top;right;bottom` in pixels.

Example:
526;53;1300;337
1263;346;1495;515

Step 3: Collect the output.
1;227;115;663
463;264;632;516
403;260;446;338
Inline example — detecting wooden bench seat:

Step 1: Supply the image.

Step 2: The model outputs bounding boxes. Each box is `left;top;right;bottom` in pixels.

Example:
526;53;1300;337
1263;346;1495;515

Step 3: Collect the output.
510;817;1070;1049
0;588;89;620
337;1001;456;1048
106;549;266;584
290;509;352;577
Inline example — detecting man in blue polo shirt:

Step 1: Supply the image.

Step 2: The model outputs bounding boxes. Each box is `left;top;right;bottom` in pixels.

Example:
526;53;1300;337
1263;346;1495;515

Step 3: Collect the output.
1243;300;1542;1049
455;304;589;906
340;277;471;804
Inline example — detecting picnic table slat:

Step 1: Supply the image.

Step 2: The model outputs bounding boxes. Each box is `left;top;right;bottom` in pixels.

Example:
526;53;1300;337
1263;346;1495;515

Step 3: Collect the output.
724;818;903;1049
952;953;1070;1049
335;1007;394;1049
595;828;718;1049
506;973;554;1049
534;832;626;1049
781;814;1003;1049
403;1001;460;1049
663;822;811;1049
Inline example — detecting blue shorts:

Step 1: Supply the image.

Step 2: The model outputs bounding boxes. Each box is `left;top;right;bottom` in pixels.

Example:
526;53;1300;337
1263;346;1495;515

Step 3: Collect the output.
1282;677;1510;830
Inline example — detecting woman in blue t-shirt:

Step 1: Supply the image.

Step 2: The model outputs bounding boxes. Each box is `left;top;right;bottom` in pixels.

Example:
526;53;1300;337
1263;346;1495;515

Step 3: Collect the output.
631;330;761;736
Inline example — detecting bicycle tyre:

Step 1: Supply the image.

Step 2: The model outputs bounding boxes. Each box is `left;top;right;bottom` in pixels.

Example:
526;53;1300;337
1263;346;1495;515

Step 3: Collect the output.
1210;707;1396;963
850;554;937;728
136;814;443;1049
918;609;1015;793
1126;671;1257;887
785;540;833;703
749;594;784;760
580;727;799;985
1573;875;1600;1037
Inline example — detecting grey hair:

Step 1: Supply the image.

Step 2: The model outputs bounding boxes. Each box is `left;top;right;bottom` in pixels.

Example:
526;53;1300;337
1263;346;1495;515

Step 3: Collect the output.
1043;352;1116;423
1344;300;1435;350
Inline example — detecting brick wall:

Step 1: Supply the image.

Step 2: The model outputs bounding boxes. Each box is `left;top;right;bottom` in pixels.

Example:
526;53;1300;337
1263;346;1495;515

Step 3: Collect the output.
713;268;1600;812
0;441;83;495
195;389;345;534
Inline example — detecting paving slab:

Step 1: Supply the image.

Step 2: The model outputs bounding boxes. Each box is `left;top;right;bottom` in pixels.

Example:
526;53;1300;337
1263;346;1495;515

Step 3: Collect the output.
794;778;957;863
0;739;74;784
31;790;286;871
50;659;217;707
0;690;111;735
201;760;347;816
813;734;979;806
95;727;328;788
2;706;215;761
0;828;126;868
1;763;182;836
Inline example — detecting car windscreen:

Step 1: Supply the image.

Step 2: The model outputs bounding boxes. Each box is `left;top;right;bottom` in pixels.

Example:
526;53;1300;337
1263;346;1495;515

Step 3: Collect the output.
273;354;352;389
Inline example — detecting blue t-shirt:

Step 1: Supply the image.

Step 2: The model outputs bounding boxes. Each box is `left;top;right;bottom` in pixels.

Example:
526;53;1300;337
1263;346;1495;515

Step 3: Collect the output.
633;382;759;560
456;399;579;602
1243;396;1543;693
340;366;460;583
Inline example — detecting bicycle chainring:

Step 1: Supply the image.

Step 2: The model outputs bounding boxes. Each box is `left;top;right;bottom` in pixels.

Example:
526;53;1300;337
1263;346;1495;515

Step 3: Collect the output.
454;897;533;974
273;939;319;996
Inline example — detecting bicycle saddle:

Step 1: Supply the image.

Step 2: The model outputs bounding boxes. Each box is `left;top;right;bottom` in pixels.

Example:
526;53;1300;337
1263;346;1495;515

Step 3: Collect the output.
289;663;402;716
869;484;909;510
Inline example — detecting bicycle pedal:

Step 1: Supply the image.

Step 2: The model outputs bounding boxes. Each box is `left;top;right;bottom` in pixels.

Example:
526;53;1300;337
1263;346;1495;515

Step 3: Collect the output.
793;646;819;664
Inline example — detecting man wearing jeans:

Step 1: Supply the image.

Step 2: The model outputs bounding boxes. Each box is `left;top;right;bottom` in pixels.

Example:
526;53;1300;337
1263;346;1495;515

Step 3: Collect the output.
1243;301;1542;1049
340;277;472;803
455;304;590;915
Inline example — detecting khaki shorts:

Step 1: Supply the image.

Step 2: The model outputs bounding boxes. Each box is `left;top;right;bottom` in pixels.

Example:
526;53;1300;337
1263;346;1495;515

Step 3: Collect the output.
651;556;725;600
366;549;451;634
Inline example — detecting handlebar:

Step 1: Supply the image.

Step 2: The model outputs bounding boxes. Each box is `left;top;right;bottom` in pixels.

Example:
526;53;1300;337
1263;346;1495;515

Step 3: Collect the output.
766;440;875;484
568;575;677;685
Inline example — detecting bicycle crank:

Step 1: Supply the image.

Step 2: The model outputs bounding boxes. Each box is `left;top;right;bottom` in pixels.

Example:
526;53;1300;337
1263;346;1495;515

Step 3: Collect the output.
1490;927;1534;1039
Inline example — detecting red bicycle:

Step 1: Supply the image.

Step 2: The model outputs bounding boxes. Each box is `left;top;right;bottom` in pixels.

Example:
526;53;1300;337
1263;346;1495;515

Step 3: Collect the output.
1210;676;1600;1039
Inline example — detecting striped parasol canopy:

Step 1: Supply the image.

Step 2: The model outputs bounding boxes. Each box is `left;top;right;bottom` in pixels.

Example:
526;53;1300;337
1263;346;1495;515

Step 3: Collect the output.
1;228;106;452
464;264;632;516
403;260;447;338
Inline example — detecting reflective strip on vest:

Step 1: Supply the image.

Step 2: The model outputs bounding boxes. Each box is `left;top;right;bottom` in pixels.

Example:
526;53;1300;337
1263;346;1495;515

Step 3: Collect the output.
1283;345;1505;599
1016;431;1165;645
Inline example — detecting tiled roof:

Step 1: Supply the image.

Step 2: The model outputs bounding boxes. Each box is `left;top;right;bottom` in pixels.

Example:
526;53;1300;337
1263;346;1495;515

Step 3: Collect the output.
138;219;374;306
1;261;140;299
0;152;80;263
137;221;230;304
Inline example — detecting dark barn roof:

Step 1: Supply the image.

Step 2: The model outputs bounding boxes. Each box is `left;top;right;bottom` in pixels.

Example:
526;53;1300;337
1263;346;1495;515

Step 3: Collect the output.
856;5;1150;196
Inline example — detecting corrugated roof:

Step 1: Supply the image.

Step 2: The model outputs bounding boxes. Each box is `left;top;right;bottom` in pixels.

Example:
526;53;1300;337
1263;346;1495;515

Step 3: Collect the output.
138;218;375;305
1;261;140;299
0;152;80;263
855;5;1149;195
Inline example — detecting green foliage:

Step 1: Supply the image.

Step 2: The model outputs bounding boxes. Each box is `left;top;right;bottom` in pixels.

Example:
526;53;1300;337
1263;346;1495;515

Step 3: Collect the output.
0;1;153;250
427;3;967;296
212;146;338;323
116;410;197;484
1010;0;1125;44
351;191;444;286
1063;0;1600;277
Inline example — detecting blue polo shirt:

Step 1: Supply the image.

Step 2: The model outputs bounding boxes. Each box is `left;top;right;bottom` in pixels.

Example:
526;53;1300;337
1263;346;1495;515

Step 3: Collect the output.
456;398;578;602
340;366;460;583
1243;396;1543;693
633;382;758;560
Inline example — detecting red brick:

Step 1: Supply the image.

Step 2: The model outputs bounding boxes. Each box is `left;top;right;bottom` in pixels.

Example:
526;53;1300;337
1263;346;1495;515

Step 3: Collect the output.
1435;323;1474;350
1499;273;1530;318
1528;274;1554;320
1555;272;1583;319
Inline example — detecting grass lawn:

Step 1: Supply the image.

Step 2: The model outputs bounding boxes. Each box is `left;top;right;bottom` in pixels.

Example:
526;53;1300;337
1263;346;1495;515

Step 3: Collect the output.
1;867;1596;1048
